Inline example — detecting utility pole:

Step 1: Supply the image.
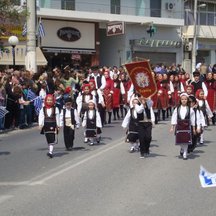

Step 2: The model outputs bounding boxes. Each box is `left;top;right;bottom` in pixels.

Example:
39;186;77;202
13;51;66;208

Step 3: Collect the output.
25;0;37;73
191;0;197;74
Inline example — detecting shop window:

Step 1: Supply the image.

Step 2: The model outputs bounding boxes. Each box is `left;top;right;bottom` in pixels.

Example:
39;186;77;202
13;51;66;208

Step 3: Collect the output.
111;0;120;14
61;0;75;10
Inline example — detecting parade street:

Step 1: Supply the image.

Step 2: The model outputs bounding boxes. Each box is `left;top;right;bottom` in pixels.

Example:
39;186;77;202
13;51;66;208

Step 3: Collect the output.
0;120;216;216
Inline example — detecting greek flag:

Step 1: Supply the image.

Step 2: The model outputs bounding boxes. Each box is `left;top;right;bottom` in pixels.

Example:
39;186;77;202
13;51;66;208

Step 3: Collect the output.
33;96;43;115
0;106;9;119
37;19;45;37
22;22;27;37
199;166;216;188
27;89;37;101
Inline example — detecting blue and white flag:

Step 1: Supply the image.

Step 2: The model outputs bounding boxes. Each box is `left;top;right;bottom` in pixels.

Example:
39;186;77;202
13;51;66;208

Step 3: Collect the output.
33;96;43;115
199;166;216;188
27;89;37;101
0;106;9;119
22;22;27;37
37;19;45;37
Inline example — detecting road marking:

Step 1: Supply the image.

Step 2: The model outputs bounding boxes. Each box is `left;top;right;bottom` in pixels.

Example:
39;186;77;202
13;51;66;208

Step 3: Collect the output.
29;137;125;186
0;181;30;186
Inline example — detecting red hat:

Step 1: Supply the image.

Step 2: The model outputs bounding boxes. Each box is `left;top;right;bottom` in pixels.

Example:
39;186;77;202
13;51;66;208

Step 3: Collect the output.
65;86;71;94
82;83;91;91
195;89;204;99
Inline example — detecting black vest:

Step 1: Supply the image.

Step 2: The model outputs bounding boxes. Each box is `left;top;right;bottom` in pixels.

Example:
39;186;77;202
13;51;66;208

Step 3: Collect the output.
191;81;202;94
63;108;75;126
89;75;102;89
137;106;151;121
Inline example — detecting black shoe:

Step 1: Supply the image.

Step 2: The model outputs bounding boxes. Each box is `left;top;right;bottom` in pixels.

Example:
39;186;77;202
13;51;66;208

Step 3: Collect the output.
140;153;144;158
47;152;53;158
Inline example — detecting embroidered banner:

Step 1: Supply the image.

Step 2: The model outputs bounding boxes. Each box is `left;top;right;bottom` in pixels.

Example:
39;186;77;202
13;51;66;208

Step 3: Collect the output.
125;61;157;98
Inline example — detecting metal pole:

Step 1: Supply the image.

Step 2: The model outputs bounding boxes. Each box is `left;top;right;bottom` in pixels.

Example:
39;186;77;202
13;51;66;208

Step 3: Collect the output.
12;45;15;68
191;0;197;74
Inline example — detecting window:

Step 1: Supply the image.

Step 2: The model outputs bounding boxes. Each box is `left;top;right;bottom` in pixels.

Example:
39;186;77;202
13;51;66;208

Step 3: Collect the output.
111;0;120;14
61;0;75;10
150;0;161;17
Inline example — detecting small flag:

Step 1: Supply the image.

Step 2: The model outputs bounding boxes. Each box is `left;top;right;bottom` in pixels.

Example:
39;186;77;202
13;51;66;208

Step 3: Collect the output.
0;106;9;119
22;22;27;37
27;89;37;101
37;19;45;37
33;96;43;115
199;166;216;188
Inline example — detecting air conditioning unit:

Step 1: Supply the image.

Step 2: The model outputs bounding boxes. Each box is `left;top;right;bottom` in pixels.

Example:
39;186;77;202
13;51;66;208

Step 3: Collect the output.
184;42;192;51
165;2;175;11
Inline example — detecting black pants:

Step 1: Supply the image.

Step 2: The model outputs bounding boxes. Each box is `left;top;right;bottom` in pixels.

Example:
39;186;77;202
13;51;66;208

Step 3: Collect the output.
63;126;74;149
138;122;152;154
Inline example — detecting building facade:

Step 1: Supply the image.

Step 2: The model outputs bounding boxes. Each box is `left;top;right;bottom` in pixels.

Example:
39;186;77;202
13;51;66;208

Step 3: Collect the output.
183;0;216;72
35;0;185;69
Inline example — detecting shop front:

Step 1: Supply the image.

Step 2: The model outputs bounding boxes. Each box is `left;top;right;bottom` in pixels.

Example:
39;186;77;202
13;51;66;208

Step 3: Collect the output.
40;19;99;69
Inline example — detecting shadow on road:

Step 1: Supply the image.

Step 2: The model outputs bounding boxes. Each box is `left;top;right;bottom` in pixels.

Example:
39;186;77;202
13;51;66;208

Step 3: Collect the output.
0;151;10;156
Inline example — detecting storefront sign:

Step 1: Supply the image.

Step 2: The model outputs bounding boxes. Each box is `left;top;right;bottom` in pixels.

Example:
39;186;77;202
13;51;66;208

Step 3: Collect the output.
57;27;81;42
135;38;182;48
107;21;125;36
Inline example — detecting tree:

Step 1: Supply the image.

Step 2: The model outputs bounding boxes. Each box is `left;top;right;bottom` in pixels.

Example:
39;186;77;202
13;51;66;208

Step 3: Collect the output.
0;0;27;36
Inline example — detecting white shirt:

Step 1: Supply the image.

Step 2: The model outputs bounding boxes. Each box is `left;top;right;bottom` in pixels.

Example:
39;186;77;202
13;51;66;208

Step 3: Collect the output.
59;108;80;128
38;107;60;127
82;109;102;128
171;106;195;126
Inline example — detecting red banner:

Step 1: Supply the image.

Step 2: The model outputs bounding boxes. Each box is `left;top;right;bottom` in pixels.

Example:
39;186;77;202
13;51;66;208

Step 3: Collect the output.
125;61;157;98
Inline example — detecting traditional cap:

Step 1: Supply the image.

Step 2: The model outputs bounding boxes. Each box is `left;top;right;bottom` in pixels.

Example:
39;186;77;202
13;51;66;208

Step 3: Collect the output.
193;71;200;77
91;65;99;71
185;84;194;90
180;92;189;98
88;99;96;105
64;97;73;104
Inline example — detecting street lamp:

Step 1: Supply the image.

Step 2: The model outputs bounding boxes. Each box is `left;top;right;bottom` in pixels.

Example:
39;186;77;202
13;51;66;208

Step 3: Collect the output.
191;0;206;73
8;36;19;69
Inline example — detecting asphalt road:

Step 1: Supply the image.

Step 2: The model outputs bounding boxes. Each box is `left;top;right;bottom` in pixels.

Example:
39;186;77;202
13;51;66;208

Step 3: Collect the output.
0;119;216;216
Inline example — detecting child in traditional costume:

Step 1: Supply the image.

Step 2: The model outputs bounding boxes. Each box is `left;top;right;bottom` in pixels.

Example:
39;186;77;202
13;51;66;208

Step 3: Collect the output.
38;94;60;158
82;100;102;145
122;97;139;153
188;95;202;153
170;93;196;160
196;89;213;144
60;97;80;151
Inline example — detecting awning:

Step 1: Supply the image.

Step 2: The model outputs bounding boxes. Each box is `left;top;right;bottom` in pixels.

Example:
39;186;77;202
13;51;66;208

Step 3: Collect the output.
42;47;96;54
0;45;47;66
